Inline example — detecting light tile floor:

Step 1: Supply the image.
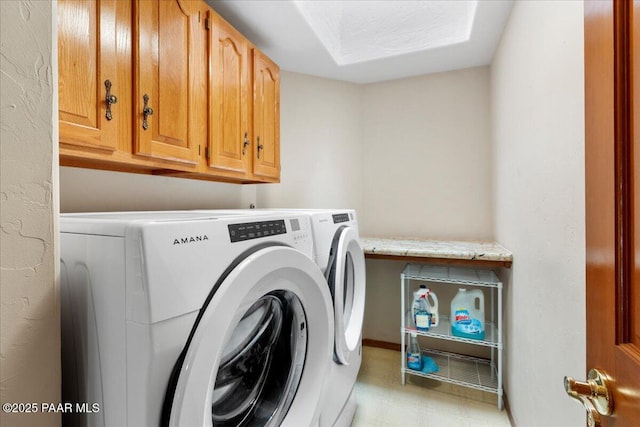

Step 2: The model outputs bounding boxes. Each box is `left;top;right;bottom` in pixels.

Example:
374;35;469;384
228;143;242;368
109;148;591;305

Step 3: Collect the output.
352;346;512;427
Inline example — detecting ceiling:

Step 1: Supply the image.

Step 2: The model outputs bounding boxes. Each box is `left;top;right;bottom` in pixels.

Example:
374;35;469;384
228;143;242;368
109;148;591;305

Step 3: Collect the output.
207;0;514;84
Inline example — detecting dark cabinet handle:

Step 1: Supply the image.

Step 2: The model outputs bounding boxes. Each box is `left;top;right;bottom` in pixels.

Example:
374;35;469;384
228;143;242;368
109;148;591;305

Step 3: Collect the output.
242;132;250;155
142;94;153;130
257;136;263;159
105;80;117;121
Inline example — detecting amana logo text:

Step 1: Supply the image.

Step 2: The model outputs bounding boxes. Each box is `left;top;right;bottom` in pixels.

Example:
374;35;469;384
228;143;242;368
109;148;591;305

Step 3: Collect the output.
173;235;209;245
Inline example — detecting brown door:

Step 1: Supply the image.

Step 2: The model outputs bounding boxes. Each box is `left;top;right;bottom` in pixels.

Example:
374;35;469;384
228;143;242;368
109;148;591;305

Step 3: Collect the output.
582;0;640;425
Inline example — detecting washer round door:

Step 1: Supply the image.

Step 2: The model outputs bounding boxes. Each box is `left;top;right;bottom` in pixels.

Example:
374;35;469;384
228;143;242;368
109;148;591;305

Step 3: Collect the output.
327;227;366;365
163;246;334;427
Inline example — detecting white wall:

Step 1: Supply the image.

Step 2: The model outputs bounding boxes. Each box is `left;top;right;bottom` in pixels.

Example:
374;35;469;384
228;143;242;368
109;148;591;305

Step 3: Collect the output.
257;71;364;211
0;2;60;426
60;167;252;212
257;69;493;345
491;1;585;426
361;67;493;240
359;67;494;343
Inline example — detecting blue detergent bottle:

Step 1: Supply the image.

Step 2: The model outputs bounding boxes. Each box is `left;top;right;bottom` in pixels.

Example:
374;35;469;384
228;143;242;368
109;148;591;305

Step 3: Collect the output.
413;295;432;331
412;286;432;331
450;288;485;340
407;333;423;370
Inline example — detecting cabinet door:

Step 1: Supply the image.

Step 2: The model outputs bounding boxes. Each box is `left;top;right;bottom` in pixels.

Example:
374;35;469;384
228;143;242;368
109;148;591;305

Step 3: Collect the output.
208;13;250;173
134;0;203;165
252;49;280;180
58;0;128;152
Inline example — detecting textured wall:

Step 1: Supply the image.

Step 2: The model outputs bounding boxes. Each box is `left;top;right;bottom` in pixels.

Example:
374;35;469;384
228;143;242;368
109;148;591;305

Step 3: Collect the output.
0;1;60;426
491;1;585;425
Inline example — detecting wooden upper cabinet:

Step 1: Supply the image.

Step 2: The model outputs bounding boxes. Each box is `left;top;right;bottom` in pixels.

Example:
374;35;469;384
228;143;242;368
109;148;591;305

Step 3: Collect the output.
58;1;279;183
134;0;205;166
58;0;130;152
252;49;280;180
208;13;250;173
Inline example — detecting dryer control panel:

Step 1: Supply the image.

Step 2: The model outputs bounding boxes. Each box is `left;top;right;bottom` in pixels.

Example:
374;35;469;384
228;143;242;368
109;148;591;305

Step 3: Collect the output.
332;213;351;224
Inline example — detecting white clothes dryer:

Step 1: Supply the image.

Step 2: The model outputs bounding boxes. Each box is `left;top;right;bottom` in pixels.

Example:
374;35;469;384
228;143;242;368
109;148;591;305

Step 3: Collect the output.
293;210;366;427
60;211;334;427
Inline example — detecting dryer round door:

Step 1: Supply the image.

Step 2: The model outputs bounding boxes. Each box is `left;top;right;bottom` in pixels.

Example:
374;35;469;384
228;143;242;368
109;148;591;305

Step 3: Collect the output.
328;227;366;365
163;246;334;427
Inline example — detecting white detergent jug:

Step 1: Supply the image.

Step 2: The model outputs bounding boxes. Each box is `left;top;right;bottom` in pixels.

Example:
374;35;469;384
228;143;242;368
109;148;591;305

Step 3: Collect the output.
423;289;439;327
450;288;485;340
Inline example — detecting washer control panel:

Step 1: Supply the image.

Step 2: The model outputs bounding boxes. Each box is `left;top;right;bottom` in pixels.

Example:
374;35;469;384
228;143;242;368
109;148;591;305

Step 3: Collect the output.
228;220;287;242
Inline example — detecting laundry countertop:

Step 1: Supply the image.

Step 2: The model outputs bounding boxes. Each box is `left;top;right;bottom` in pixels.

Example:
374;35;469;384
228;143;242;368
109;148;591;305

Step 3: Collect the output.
360;237;513;268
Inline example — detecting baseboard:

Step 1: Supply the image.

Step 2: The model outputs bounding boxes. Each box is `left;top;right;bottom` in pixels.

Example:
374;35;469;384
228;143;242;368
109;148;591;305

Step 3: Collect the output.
362;338;401;352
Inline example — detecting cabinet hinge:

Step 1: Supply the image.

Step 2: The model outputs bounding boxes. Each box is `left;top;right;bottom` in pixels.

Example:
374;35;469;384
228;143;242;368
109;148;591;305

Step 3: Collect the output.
205;146;209;160
205;17;210;30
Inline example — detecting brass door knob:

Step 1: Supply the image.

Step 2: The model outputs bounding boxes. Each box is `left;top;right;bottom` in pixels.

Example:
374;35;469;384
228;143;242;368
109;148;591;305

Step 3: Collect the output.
564;369;613;427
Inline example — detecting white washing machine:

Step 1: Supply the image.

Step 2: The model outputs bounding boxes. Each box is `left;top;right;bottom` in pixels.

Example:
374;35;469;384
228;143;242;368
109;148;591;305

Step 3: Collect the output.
212;209;366;427
60;211;335;427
